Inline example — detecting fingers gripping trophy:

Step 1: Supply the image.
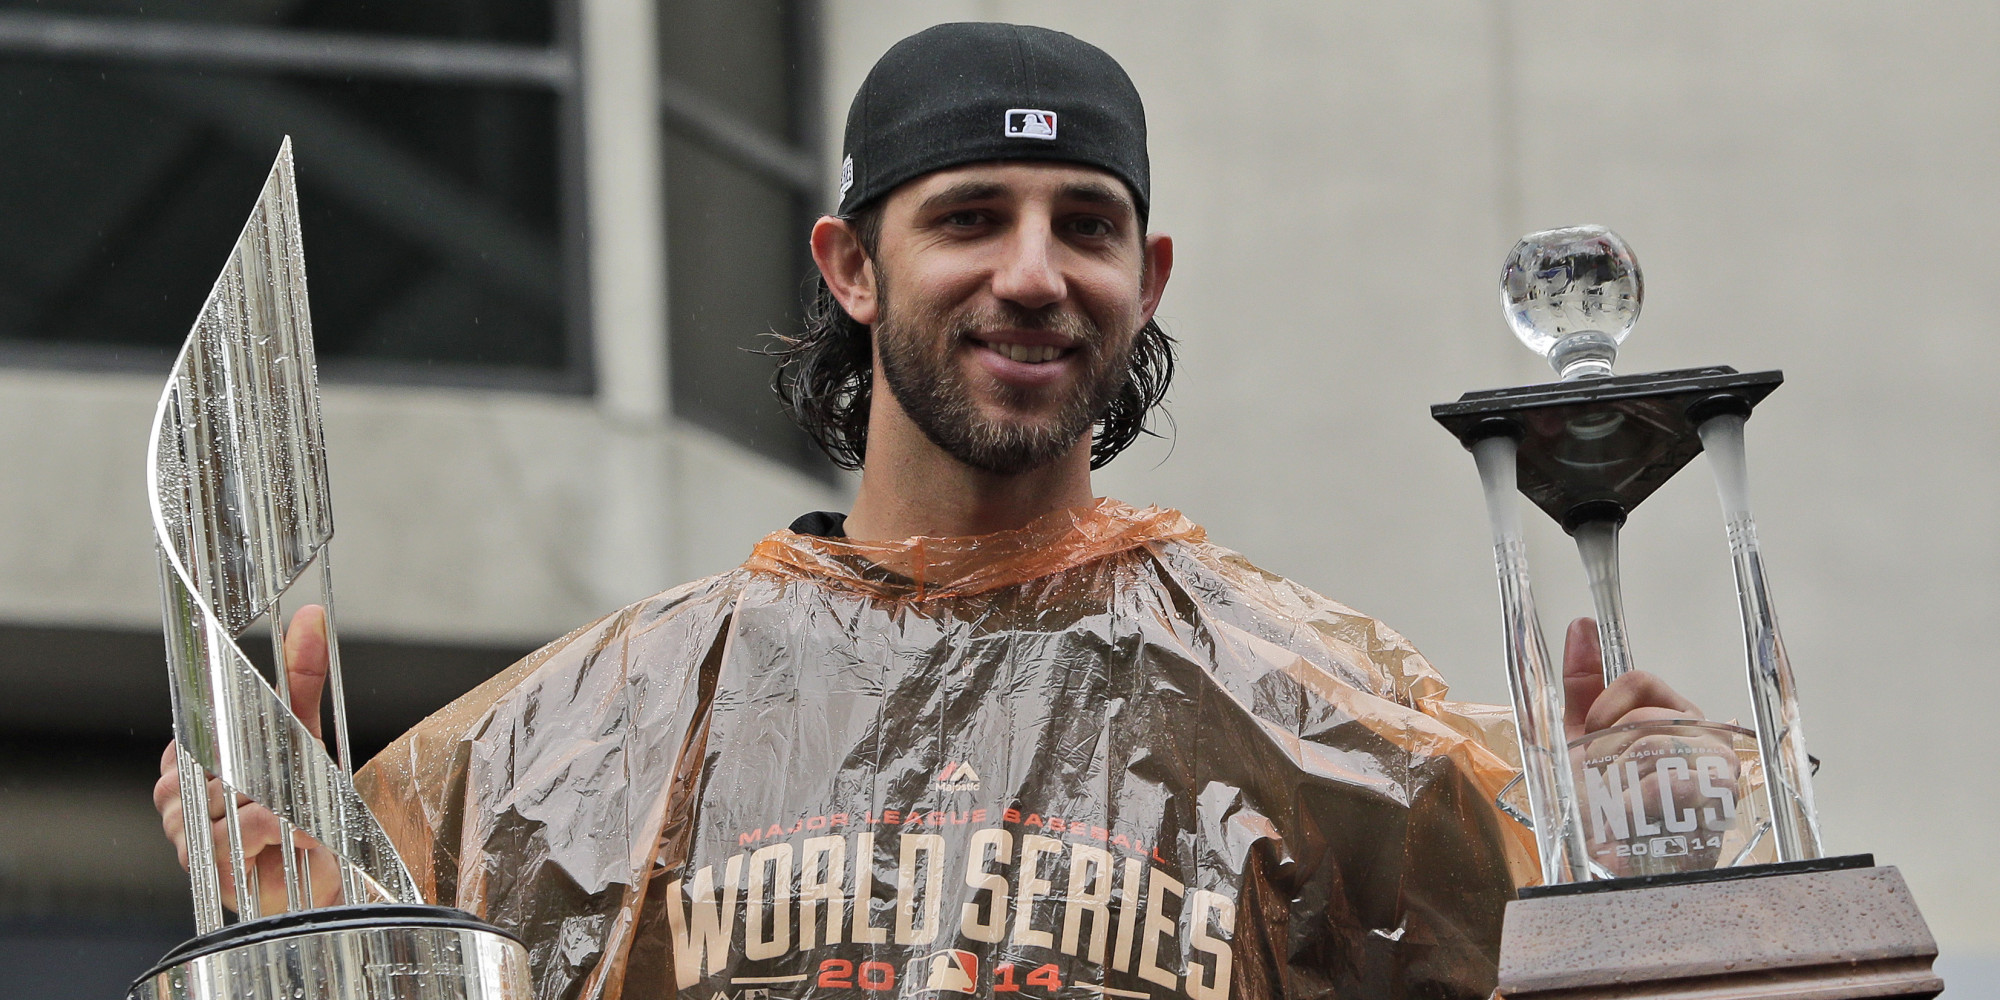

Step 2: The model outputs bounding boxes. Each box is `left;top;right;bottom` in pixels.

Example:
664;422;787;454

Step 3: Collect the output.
1433;228;1942;999
135;140;531;1000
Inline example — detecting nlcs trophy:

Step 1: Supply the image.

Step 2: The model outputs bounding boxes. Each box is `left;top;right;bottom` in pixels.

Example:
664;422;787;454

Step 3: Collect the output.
1432;227;1943;998
134;140;532;1000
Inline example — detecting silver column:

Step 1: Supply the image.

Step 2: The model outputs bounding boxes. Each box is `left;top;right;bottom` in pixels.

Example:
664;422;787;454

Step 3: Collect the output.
142;138;530;999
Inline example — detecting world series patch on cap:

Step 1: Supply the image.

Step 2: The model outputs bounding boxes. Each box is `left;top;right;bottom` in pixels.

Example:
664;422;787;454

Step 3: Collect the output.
835;22;1150;219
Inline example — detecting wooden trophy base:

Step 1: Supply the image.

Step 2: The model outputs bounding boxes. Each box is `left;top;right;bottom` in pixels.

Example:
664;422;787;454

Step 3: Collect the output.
1493;855;1943;999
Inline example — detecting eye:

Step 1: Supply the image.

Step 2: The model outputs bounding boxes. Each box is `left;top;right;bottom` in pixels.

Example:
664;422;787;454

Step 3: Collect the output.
940;209;985;228
1068;216;1115;239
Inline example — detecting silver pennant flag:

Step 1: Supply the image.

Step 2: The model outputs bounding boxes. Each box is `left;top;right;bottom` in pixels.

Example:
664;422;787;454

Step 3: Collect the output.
148;137;420;929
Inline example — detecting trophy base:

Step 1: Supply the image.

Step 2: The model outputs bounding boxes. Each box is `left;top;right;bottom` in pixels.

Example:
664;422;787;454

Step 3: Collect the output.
128;904;533;1000
1494;855;1943;999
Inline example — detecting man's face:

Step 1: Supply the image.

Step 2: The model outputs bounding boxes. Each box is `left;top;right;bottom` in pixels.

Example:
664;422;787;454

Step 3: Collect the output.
865;162;1154;475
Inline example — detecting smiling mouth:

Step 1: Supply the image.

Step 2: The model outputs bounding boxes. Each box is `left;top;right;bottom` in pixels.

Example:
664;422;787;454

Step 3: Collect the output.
974;340;1072;364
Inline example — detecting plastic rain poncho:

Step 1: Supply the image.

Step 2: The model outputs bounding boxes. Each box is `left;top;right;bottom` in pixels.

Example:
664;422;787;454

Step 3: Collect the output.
356;500;1533;1000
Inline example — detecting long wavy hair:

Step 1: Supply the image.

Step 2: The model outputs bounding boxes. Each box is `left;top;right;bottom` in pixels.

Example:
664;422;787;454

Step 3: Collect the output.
770;208;1176;471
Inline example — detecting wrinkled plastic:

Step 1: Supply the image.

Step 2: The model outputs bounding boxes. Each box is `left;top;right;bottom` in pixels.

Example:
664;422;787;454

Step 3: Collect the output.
357;500;1533;1000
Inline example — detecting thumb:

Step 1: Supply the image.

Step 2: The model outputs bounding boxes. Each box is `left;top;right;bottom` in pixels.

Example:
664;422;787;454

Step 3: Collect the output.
1562;617;1604;736
283;604;330;741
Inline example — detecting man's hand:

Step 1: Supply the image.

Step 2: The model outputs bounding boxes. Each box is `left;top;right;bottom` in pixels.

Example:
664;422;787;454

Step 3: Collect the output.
153;604;343;911
1560;616;1702;743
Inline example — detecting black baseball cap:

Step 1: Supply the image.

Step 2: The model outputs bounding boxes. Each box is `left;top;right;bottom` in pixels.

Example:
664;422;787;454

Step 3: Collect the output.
836;22;1150;221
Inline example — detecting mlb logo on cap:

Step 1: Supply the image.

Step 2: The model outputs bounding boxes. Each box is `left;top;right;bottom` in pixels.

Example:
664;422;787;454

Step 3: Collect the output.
1003;108;1059;140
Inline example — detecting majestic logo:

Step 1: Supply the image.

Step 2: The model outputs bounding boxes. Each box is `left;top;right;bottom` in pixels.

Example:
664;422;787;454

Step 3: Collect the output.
839;155;855;196
935;762;980;793
1003;109;1059;140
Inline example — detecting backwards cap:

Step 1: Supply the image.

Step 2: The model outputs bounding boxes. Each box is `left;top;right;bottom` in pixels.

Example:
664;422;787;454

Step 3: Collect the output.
836;22;1150;220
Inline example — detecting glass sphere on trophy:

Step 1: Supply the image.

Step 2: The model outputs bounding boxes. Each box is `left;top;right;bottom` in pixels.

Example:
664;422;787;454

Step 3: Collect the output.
1432;227;1943;998
132;140;531;1000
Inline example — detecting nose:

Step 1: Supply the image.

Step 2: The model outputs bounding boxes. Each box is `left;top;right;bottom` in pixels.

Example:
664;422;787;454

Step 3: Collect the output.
989;220;1066;311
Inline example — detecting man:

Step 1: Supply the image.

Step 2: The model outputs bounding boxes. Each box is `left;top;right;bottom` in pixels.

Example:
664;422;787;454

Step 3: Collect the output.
157;22;1697;999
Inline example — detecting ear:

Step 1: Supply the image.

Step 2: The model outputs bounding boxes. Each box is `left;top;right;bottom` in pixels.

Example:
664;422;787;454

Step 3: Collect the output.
1137;231;1174;326
811;215;880;326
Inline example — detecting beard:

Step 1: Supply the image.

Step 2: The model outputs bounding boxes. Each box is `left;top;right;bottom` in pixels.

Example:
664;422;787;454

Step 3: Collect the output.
874;278;1136;476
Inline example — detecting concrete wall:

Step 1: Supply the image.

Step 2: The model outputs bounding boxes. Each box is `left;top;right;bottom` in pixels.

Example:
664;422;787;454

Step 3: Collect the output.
0;367;843;645
826;0;2000;969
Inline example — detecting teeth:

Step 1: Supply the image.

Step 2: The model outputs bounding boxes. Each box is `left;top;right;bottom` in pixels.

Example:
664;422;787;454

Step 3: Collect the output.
995;343;1061;363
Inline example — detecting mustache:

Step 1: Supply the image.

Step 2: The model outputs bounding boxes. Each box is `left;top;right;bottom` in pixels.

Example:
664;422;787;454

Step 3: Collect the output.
946;303;1102;349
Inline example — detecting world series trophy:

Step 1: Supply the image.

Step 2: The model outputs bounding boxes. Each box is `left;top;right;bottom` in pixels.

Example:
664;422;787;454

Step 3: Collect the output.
132;139;532;1000
1432;227;1944;998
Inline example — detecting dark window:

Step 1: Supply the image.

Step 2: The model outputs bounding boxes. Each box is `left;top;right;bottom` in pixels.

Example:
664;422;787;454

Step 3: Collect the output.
1;0;830;472
661;0;825;470
1;0;555;44
0;0;579;385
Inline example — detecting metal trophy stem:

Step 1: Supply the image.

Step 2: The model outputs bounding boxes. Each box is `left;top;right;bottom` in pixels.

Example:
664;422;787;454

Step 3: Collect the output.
1698;412;1822;862
137;138;529;1000
1571;519;1635;684
1471;434;1591;885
